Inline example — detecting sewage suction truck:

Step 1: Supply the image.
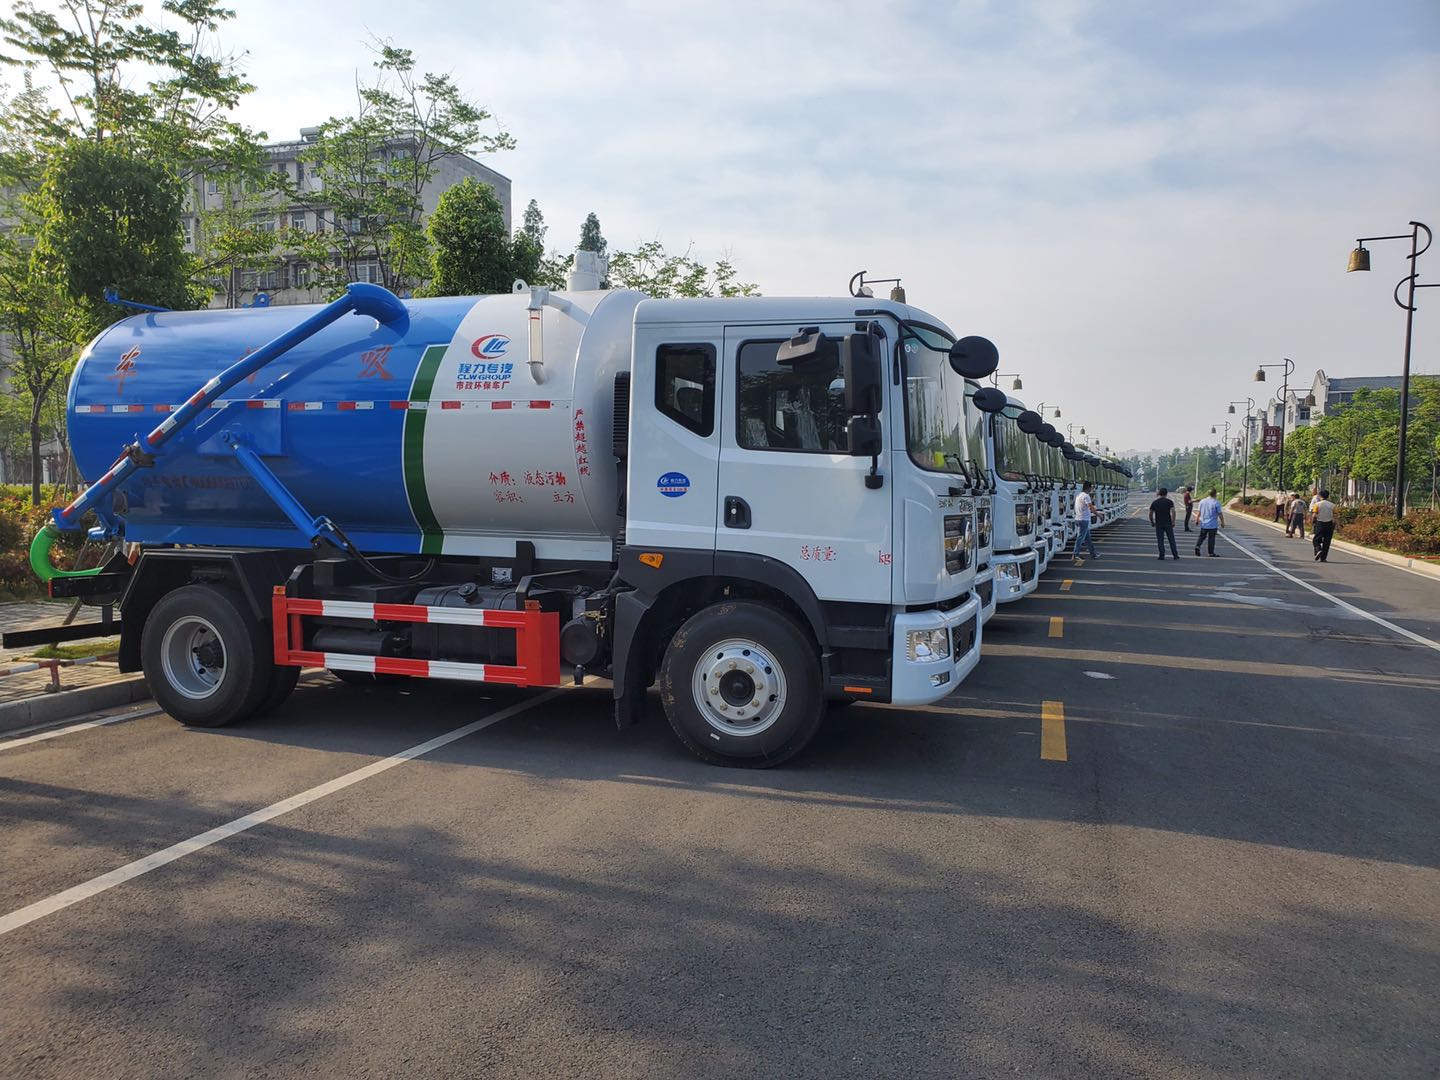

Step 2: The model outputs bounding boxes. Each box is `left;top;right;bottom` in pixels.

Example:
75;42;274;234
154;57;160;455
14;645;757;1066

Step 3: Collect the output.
33;267;1001;767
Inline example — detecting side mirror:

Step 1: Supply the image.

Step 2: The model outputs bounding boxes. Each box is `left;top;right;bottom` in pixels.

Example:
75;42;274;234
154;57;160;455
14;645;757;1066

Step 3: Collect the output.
777;329;839;377
842;332;882;414
971;386;1006;414
948;335;999;380
1016;410;1043;435
1039;423;1057;442
846;415;883;457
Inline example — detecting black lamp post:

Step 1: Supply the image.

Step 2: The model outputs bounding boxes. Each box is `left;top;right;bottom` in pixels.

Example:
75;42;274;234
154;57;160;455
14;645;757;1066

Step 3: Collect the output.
1066;423;1085;442
1228;397;1255;500
991;372;1024;391
1255;358;1295;495
1211;421;1231;498
1347;220;1437;518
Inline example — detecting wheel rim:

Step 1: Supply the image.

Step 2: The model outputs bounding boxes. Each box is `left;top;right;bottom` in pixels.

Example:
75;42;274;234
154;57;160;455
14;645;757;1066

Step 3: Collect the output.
159;616;227;700
690;638;787;737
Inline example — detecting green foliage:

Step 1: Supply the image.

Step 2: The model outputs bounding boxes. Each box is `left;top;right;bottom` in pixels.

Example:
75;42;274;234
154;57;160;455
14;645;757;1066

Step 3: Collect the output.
31;138;204;330
423;178;529;297
0;0;259;170
608;239;759;298
291;42;514;296
0;483;85;594
578;211;606;255
521;199;546;248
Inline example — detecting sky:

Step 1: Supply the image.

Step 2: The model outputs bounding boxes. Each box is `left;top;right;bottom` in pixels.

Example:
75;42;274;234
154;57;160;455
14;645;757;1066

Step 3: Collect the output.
127;0;1440;454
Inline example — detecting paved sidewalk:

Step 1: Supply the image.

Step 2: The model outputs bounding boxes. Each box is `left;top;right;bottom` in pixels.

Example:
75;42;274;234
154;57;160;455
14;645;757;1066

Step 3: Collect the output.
0;600;124;705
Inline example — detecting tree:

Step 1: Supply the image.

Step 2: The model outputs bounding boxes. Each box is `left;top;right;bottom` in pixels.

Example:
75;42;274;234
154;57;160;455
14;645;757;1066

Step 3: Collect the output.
608;239;759;298
31;138;204;332
521;199;546;248
293;43;514;296
578;211;606;255
424;178;528;297
0;234;78;503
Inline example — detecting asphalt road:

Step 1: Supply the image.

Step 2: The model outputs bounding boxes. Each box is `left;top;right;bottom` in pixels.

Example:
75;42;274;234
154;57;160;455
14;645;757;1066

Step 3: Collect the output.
2;503;1437;1078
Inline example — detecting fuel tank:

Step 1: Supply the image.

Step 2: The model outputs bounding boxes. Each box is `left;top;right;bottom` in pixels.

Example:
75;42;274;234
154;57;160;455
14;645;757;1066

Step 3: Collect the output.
67;289;644;560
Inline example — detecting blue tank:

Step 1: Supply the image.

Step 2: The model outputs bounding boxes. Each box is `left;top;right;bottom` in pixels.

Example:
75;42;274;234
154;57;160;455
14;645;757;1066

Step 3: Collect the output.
65;289;640;560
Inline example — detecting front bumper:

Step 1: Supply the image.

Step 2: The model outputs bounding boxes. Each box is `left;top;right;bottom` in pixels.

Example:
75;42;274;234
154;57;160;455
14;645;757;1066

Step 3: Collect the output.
891;593;984;705
992;550;1039;603
976;564;998;625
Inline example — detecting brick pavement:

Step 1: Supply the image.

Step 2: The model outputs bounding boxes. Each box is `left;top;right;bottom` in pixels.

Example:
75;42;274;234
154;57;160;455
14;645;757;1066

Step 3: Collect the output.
0;600;124;705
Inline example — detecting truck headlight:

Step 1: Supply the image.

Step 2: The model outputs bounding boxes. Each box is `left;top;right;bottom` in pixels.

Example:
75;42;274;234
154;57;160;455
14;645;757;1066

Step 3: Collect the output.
906;628;951;663
997;562;1020;579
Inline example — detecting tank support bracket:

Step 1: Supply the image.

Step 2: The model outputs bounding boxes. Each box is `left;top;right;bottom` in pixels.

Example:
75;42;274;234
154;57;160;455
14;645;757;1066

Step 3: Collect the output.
228;436;347;552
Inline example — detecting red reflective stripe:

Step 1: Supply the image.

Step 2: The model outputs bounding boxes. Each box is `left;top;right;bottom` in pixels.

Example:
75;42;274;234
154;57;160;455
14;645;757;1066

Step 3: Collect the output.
285;598;325;616
529;401;551;409
289;649;326;668
338;401;357;410
187;391;206;406
441;400;462;410
374;656;431;677
491;400;512;410
125;404;144;412
154;404;171;412
288;401;305;411
373;603;428;622
246;400;266;409
390;400;410;410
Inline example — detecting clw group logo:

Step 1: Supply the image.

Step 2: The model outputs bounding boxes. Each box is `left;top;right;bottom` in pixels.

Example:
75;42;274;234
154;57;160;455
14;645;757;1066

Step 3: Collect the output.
471;334;511;359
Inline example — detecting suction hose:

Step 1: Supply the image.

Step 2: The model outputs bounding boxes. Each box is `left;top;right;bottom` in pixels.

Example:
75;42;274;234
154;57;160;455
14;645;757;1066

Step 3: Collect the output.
29;524;103;584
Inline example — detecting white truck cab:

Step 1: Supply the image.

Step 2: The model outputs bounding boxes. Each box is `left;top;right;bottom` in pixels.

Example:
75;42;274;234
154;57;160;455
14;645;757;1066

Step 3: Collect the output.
620;296;1001;759
984;398;1042;602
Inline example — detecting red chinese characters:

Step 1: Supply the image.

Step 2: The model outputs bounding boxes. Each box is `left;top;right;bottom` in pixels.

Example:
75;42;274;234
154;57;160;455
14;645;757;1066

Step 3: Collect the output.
800;545;837;562
574;409;591;477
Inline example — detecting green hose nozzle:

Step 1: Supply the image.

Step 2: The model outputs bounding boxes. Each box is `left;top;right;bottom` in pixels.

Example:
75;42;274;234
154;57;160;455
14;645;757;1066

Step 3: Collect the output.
29;525;105;584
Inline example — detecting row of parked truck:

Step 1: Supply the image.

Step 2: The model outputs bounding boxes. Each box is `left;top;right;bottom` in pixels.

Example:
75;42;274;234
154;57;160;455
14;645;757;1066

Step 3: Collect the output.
31;258;1131;766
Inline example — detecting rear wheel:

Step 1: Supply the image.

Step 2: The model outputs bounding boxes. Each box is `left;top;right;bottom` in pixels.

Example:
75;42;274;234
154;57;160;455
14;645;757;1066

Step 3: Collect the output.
659;601;823;768
142;585;272;727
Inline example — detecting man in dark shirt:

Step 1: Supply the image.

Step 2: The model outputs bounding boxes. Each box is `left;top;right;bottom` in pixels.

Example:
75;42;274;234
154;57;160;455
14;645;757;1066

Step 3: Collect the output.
1181;486;1194;531
1150;486;1179;559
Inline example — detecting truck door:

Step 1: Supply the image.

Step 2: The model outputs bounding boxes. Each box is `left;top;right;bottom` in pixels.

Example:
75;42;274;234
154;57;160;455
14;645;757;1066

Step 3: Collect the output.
715;323;893;603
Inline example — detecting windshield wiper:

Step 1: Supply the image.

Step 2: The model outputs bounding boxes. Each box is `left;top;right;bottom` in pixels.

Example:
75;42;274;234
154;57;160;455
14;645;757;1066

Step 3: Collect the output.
942;453;972;484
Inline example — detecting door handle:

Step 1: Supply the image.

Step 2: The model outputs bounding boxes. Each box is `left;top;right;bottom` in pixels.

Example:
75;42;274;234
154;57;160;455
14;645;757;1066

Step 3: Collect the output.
724;496;751;529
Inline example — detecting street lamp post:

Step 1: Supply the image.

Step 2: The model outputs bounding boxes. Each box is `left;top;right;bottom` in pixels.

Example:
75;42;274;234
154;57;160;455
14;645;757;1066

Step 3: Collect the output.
1255;358;1296;499
1066;424;1085;442
1036;403;1061;420
1210;421;1231;499
1346;221;1438;518
991;372;1024;391
1228;397;1255;500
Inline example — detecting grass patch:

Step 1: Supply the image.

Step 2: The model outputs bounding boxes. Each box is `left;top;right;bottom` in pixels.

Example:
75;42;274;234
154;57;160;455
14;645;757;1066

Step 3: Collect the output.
28;638;120;660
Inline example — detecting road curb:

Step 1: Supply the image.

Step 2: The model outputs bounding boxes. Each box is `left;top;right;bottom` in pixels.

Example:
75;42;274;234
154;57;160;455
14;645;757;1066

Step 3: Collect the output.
1227;502;1440;581
0;675;151;735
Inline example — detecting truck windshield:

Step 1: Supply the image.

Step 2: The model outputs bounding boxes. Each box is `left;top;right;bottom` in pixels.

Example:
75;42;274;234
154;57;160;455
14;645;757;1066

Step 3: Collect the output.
994;413;1029;483
900;324;984;477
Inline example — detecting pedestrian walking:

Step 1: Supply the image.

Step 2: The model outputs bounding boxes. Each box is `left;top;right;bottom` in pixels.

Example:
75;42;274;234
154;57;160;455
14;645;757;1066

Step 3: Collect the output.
1193;488;1225;556
1182;486;1194;532
1311;490;1337;562
1149;486;1179;559
1274;492;1286;523
1287;492;1306;539
1073;481;1099;560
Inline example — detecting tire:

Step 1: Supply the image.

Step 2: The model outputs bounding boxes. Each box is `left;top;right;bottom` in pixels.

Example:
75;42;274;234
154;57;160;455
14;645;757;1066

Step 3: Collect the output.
254;664;301;717
659;601;823;768
142;584;273;727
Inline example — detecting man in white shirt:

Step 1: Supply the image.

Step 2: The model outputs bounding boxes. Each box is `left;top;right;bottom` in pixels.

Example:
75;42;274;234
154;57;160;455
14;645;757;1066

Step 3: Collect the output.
1311;489;1337;562
1073;482;1099;560
1193;488;1224;556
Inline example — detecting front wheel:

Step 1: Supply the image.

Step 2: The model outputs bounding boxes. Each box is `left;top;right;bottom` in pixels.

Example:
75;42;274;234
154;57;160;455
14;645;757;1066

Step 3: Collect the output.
141;584;273;727
659;601;823;768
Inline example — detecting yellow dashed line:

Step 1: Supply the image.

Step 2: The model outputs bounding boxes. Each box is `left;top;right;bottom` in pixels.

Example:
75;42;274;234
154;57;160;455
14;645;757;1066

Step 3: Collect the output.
1060;579;1073;591
1041;700;1067;761
1048;616;1064;638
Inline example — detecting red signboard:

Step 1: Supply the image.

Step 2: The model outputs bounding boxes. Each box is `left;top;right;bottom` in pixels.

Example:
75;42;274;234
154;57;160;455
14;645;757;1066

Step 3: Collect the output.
1262;425;1282;454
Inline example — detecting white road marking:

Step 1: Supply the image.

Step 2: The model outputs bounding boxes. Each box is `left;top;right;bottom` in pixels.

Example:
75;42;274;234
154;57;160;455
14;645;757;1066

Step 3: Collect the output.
1083;671;1116;680
1221;532;1440;654
0;706;162;752
0;690;561;938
